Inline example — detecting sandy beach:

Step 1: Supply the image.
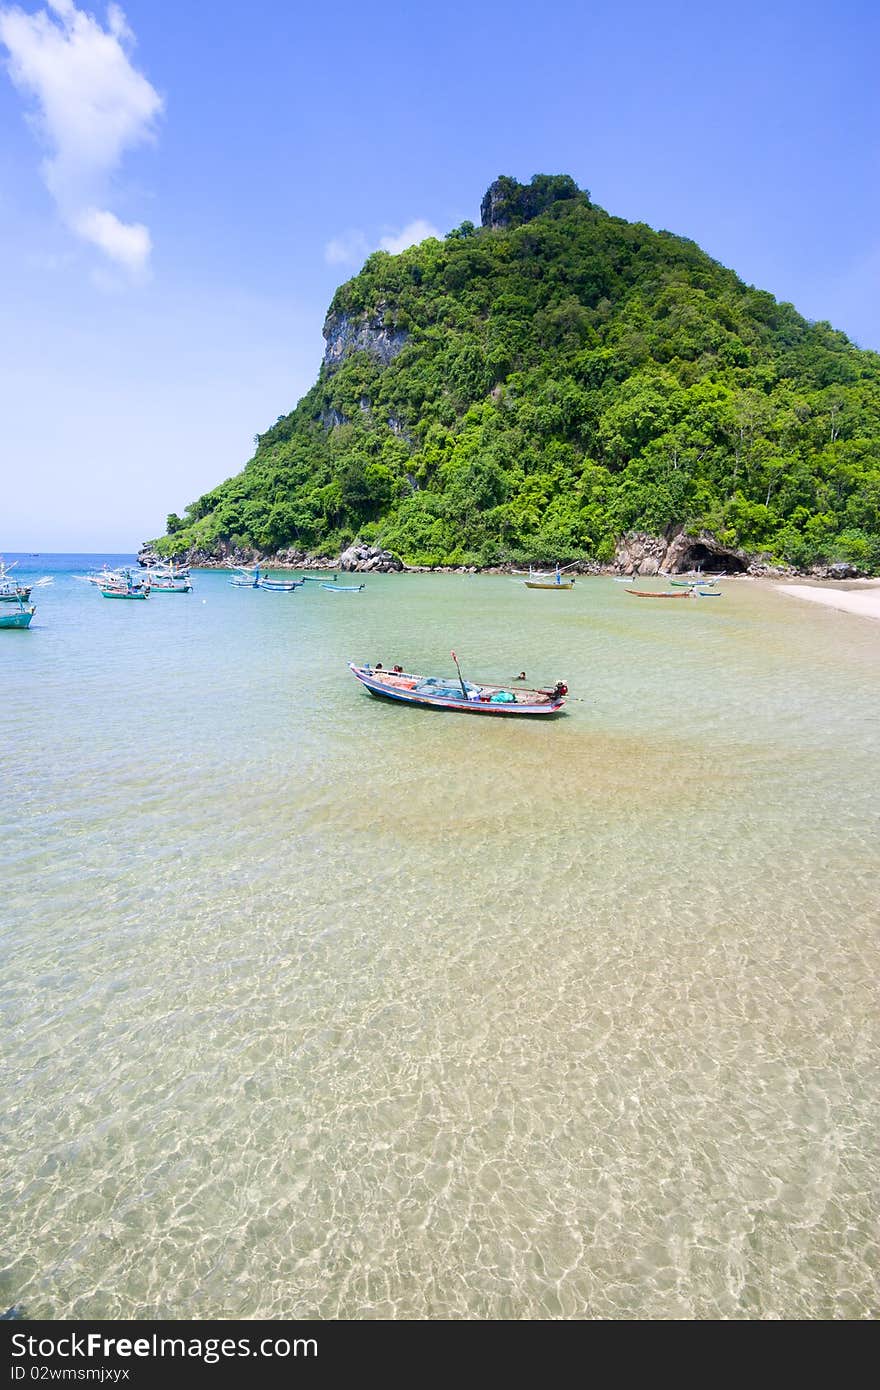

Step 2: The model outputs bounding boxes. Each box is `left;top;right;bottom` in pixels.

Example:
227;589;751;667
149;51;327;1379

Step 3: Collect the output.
775;580;880;621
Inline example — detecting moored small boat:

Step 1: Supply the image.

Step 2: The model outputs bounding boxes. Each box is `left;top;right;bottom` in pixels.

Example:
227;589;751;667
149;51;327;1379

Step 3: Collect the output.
524;564;574;590
0;559;33;603
144;563;192;592
349;662;567;716
625;588;693;599
101;571;150;598
229;565;262;587
260;578;304;591
322;583;365;592
0;595;35;629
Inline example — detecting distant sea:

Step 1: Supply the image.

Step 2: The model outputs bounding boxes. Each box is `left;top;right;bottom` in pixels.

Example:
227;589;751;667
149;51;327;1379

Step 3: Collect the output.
2;555;878;1318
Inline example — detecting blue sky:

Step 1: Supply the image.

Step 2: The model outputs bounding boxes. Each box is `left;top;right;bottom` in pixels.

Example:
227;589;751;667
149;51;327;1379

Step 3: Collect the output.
1;0;878;550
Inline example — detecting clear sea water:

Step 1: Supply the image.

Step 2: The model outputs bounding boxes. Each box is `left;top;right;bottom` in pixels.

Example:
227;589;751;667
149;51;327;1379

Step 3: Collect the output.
1;555;878;1319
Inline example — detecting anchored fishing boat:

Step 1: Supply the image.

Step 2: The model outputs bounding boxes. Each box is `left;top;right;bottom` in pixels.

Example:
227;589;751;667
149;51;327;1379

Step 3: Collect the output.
322;583;365;592
0;558;43;603
101;571;149;599
144;563;192;592
524;564;575;590
229;566;262;588
350;654;567;716
625;588;693;599
260;578;304;591
0;595;35;629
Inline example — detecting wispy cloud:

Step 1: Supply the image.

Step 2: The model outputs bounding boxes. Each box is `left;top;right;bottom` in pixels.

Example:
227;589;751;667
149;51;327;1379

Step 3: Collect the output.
0;1;162;275
379;219;441;255
324;218;441;267
324;229;369;266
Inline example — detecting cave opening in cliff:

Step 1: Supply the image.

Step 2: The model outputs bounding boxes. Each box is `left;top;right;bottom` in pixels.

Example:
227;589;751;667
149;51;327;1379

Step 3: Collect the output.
675;542;747;574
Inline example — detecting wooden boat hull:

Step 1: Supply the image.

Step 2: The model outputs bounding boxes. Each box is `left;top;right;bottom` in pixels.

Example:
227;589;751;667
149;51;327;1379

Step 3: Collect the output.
349;664;565;716
625;589;692;599
524;581;574;590
0;588;32;602
101;589;149;599
150;583;192;592
322;584;364;591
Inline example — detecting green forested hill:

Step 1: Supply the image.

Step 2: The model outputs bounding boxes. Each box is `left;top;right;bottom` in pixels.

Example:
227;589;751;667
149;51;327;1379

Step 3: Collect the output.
155;175;880;571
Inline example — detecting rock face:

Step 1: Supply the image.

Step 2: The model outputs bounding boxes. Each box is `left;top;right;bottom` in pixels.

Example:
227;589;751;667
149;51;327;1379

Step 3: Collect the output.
137;544;162;568
338;543;403;573
323;309;409;372
613;529;751;575
480;174;584;230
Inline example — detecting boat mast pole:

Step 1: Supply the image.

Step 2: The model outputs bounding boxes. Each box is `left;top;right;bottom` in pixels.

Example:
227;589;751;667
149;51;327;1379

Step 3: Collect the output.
451;650;468;699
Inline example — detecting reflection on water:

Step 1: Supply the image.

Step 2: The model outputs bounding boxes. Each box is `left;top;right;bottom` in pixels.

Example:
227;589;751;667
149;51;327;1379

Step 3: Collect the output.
2;562;878;1317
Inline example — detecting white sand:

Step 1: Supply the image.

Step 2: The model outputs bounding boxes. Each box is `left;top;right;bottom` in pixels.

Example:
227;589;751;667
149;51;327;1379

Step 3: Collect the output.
777;582;880;622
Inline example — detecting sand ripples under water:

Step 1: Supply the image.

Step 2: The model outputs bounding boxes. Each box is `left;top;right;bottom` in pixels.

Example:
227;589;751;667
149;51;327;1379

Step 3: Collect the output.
1;562;878;1317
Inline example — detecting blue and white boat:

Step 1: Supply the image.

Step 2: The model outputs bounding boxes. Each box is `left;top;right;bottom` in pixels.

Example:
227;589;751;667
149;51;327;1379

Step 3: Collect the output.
229;566;262;588
260;577;305;591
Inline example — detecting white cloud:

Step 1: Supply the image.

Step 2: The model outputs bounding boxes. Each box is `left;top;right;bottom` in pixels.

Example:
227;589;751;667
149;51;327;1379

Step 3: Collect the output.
74;205;150;271
379;219;441;255
324;217;442;269
324;229;369;266
0;1;162;273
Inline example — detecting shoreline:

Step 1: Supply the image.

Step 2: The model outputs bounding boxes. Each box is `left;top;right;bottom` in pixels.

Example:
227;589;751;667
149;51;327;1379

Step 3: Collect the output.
770;579;880;622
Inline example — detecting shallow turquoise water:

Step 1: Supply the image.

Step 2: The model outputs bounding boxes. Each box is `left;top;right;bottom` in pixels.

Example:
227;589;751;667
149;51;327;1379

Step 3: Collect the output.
2;560;878;1318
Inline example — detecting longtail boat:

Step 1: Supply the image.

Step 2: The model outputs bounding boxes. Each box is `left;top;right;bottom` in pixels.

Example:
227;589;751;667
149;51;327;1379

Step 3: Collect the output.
260;578;304;591
625;588;693;599
322;583;365;592
145;563;192;592
101;570;149;599
0;596;35;629
524;565;574;590
229;565;261;587
349;663;567;716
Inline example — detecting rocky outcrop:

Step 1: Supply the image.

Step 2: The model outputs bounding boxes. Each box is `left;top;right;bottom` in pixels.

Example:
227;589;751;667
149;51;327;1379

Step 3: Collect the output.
822;561;863;579
480;174;584;230
613;529;751;575
338;543;403;573
323;309;408;372
137;544;162;568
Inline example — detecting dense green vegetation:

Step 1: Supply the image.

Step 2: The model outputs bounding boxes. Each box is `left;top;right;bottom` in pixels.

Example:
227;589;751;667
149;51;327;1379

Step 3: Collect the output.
155;175;880;571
